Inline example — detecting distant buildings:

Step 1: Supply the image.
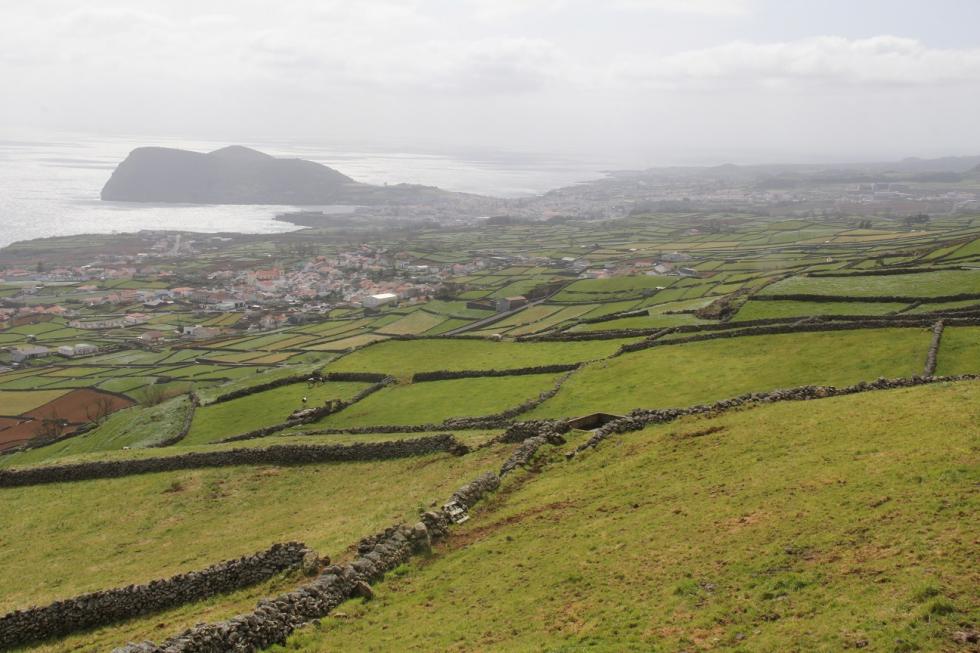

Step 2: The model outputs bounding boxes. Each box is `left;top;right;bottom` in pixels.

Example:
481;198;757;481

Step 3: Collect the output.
10;346;50;363
57;343;98;358
496;296;528;313
363;293;399;309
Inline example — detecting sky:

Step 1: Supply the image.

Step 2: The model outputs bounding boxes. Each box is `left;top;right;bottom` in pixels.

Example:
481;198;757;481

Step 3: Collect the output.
2;0;980;166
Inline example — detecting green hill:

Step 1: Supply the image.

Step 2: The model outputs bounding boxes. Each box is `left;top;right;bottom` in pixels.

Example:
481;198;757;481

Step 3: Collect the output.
277;380;980;652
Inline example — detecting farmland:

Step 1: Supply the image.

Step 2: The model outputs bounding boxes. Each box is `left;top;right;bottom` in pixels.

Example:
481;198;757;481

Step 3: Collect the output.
325;338;629;378
0;208;979;651
527;328;932;417
316;373;563;428
183;381;371;444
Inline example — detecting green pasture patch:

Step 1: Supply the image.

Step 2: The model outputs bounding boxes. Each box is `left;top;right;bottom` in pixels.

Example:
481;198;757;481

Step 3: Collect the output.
762;270;980;298
376;311;447;336
570;312;706;332
903;299;980;314
422;318;471;335
948;237;980;259
317;374;561;428
528;328;931;417
44;366;113;378
184;381;370;445
326;338;627;378
305;333;388;351
733;300;908;321
935;327;980;375
489;305;562;331
96;376;156;395
194;365;322;405
508;305;596;336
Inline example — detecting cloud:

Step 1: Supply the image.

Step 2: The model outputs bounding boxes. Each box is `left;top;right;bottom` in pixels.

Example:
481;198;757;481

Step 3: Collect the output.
612;0;752;16
611;36;980;88
466;0;752;19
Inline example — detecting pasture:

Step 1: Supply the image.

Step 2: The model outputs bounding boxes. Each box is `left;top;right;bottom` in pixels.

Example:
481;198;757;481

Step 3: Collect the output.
528;328;931;417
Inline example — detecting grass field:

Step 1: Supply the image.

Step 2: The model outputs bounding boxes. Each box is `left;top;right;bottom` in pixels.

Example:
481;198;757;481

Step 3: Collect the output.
0;389;71;415
279;380;980;652
732;300;909;321
0;444;511;623
935;327;980;376
325;339;630;379
317;373;561;428
528;328;931;417
762;269;980;298
184;381;371;444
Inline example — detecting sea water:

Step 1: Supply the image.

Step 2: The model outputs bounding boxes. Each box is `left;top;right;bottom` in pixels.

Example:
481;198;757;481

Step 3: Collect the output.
0;134;614;249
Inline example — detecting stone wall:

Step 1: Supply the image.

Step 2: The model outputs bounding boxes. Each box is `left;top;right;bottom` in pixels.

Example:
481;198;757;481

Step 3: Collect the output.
570;374;980;455
411;363;579;383
616;316;980;355
152;393;199;448
216;377;395;443
923;321;945;376
116;472;501;653
757;292;980;303
0;542;313;650
208;372;388;405
298;372;577;438
807;266;966;277
0;435;461;489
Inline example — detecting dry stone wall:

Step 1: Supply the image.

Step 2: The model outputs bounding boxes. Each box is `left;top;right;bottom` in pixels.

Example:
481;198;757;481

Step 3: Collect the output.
152;393;199;448
616;317;980;355
923;321;945;376
411;363;579;383
209;372;388;405
0;542;313;650
570;374;980;455
0;436;461;489
757;292;980;303
115;473;501;653
215;377;394;443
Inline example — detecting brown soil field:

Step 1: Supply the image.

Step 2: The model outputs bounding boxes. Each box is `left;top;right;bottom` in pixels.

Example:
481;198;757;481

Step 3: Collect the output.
22;388;135;424
0;419;36;450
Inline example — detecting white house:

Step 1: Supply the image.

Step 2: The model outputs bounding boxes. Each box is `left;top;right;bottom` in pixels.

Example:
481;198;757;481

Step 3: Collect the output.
363;293;398;309
11;346;49;363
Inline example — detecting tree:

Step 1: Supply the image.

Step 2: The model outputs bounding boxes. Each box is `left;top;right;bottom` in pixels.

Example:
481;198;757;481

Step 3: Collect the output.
85;395;115;426
35;412;67;442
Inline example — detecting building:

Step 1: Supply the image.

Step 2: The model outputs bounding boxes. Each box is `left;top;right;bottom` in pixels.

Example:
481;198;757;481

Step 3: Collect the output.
496;296;528;313
139;330;165;344
183;325;221;340
363;293;398;309
10;346;50;363
57;343;98;358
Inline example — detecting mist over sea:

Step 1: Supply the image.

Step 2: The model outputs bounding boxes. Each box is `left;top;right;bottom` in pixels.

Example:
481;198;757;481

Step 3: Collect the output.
0;135;616;250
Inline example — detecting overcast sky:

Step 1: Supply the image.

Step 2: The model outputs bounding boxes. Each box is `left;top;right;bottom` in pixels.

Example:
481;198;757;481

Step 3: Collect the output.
2;0;980;166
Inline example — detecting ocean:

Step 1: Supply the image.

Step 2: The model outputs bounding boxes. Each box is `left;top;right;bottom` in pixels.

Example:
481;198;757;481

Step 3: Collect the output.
0;135;615;250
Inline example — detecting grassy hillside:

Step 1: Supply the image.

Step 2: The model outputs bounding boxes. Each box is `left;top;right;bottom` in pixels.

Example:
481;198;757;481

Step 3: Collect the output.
528;328;930;417
278;380;980;652
0;395;193;467
0;445;510;615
